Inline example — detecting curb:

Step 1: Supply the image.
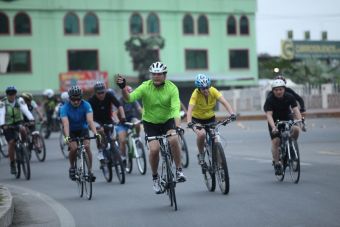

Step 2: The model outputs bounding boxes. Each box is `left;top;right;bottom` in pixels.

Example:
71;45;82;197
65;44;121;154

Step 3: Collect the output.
0;185;14;227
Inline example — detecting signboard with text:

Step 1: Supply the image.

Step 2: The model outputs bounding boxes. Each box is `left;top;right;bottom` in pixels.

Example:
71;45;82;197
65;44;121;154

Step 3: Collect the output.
59;71;108;92
281;40;340;60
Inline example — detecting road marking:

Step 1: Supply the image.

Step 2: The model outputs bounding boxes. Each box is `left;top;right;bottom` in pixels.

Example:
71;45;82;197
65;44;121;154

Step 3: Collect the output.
6;184;75;227
242;157;312;166
318;151;340;155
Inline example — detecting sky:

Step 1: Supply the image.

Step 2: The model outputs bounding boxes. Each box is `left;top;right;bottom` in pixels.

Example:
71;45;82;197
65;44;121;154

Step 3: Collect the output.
256;0;340;56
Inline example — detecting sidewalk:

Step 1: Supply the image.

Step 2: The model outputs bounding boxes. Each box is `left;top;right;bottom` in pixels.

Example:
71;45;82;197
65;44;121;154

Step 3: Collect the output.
0;185;14;227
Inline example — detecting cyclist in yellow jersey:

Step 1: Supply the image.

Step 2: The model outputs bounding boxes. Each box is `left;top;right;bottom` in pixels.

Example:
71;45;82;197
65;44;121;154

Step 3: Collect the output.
187;74;236;164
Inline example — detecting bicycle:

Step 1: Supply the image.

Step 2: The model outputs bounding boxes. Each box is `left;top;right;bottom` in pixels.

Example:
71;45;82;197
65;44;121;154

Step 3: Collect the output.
178;128;189;168
40;118;60;139
0;128;9;158
123;121;147;175
70;136;96;200
25;124;46;162
100;124;125;184
5;124;31;180
190;116;235;195
59;125;68;159
146;131;178;211
275;119;303;184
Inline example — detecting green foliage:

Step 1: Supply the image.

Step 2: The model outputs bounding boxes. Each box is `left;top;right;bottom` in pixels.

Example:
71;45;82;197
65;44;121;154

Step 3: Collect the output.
125;36;165;82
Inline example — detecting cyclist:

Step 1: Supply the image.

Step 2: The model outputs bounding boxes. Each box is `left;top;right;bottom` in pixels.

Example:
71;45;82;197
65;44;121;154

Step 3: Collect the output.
88;81;126;167
60;85;101;182
115;86;142;163
42;89;58;136
0;86;34;174
264;79;303;175
186;74;236;165
55;92;69;118
21;92;44;123
116;61;186;194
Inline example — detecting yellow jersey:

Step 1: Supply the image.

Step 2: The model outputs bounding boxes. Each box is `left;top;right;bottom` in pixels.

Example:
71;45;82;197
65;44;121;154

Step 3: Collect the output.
189;87;222;119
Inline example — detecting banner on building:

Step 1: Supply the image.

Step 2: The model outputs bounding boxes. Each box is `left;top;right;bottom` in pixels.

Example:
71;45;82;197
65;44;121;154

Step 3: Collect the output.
281;40;340;60
59;71;108;92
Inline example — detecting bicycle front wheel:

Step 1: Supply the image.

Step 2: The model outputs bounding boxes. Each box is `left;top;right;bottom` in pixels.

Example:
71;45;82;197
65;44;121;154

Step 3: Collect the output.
165;157;177;211
59;132;68;159
179;133;189;168
102;149;113;182
288;139;300;184
214;142;229;194
21;144;31;180
40;122;51;139
15;145;22;179
111;144;125;184
135;140;147;175
125;143;133;174
0;136;9;158
75;154;84;198
83;152;92;200
34;135;46;162
203;145;216;192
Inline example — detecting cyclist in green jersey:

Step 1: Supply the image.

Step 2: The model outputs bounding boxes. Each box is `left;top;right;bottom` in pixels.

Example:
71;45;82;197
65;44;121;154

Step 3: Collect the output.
116;61;186;194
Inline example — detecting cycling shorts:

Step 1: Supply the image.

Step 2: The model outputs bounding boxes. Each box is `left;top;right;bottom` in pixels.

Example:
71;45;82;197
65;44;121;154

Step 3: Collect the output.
143;118;175;137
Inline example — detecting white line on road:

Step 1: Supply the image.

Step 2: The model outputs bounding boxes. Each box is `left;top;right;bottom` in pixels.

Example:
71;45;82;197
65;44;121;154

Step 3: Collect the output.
241;157;312;166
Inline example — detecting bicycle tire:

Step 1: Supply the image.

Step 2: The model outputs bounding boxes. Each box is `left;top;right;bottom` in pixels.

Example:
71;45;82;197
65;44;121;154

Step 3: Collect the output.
34;135;46;162
0;136;9;158
111;143;125;184
165;156;177;211
15;145;22;179
276;145;285;182
179;133;189;168
40;122;51;139
214;142;230;194
289;139;300;184
21;145;31;180
102;149;113;182
75;152;84;198
125;143;133;174
135;140;147;175
202;144;216;192
59;131;68;159
83;152;92;200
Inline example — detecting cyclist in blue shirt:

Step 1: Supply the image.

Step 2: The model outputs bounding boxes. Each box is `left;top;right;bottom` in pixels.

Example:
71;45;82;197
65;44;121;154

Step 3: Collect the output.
60;86;101;182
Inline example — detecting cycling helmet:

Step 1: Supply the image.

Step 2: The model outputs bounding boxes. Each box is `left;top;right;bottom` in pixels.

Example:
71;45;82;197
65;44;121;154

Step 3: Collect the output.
68;85;82;97
60;92;69;102
21;92;33;101
149;61;168;74
275;75;287;84
126;86;133;93
5;86;17;95
43;89;54;98
195;74;211;88
271;79;286;89
94;81;106;92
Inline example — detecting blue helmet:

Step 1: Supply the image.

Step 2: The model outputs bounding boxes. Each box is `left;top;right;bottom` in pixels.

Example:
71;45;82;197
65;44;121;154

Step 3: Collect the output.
6;86;17;95
194;74;211;88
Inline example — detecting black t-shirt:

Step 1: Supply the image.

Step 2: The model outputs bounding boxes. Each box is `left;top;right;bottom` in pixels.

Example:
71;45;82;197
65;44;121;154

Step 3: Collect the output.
267;87;305;111
88;91;121;124
264;92;297;121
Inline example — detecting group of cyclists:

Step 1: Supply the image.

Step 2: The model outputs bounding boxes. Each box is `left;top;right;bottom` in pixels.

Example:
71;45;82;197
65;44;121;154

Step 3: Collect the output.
0;60;306;195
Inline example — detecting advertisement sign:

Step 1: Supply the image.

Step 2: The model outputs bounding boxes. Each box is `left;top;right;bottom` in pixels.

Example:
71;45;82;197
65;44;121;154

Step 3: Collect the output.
281;40;340;60
59;71;108;92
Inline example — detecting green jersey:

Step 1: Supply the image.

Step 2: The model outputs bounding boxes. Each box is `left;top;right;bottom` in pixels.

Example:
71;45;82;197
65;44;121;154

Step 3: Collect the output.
128;80;180;124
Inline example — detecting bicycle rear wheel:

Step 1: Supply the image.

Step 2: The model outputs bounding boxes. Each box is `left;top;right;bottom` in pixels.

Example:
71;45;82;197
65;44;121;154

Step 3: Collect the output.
111;144;125;184
135;140;147;175
165;157;177;211
59;131;68;159
75;154;84;198
21;145;31;180
202;144;216;192
34;135;46;162
214;142;229;194
288;139;300;183
83;152;92;200
179;133;189;168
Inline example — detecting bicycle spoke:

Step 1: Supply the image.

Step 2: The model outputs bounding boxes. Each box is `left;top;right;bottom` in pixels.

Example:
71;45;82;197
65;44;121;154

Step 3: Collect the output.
135;140;147;175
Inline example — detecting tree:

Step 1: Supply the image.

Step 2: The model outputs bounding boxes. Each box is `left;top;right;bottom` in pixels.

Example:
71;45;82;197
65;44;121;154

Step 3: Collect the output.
125;36;165;82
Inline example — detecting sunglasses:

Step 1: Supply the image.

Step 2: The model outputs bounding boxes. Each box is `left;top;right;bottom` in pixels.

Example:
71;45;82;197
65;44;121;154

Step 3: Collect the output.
200;87;209;90
6;92;16;96
96;91;105;95
70;98;81;102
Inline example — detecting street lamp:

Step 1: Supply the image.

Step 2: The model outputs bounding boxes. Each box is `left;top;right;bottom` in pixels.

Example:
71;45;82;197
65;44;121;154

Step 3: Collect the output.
274;67;280;73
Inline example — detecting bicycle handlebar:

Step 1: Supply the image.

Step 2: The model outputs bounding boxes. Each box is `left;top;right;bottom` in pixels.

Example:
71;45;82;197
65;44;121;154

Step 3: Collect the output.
189;116;235;131
123;120;142;127
69;136;97;143
146;132;178;142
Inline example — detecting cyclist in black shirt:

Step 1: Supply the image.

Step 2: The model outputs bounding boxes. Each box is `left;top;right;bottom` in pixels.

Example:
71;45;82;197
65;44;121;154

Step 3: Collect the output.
264;79;303;175
88;81;126;167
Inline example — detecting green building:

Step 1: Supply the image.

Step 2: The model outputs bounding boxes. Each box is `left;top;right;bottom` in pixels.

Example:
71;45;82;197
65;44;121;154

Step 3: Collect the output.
0;0;258;95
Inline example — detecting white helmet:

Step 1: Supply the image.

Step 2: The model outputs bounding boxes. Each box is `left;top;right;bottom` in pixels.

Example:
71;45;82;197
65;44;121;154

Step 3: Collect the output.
271;79;286;89
60;92;69;102
149;61;168;74
43;89;54;98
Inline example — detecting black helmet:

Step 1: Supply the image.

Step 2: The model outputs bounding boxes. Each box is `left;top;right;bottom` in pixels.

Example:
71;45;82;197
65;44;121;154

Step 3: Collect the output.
6;86;17;95
21;92;33;101
68;85;82;97
94;81;106;92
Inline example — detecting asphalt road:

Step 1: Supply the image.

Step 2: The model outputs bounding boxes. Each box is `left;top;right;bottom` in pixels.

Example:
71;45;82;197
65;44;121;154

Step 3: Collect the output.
1;118;340;227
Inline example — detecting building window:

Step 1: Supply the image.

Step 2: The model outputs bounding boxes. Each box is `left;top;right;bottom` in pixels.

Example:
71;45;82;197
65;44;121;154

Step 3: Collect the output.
147;13;160;34
197;15;208;35
130;13;143;35
14;12;31;35
227;16;236;35
68;50;98;71
185;50;208;69
84;12;99;34
240;16;249;35
229;49;249;69
0;12;10;34
183;14;194;34
64;12;80;35
133;49;159;71
0;51;31;74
